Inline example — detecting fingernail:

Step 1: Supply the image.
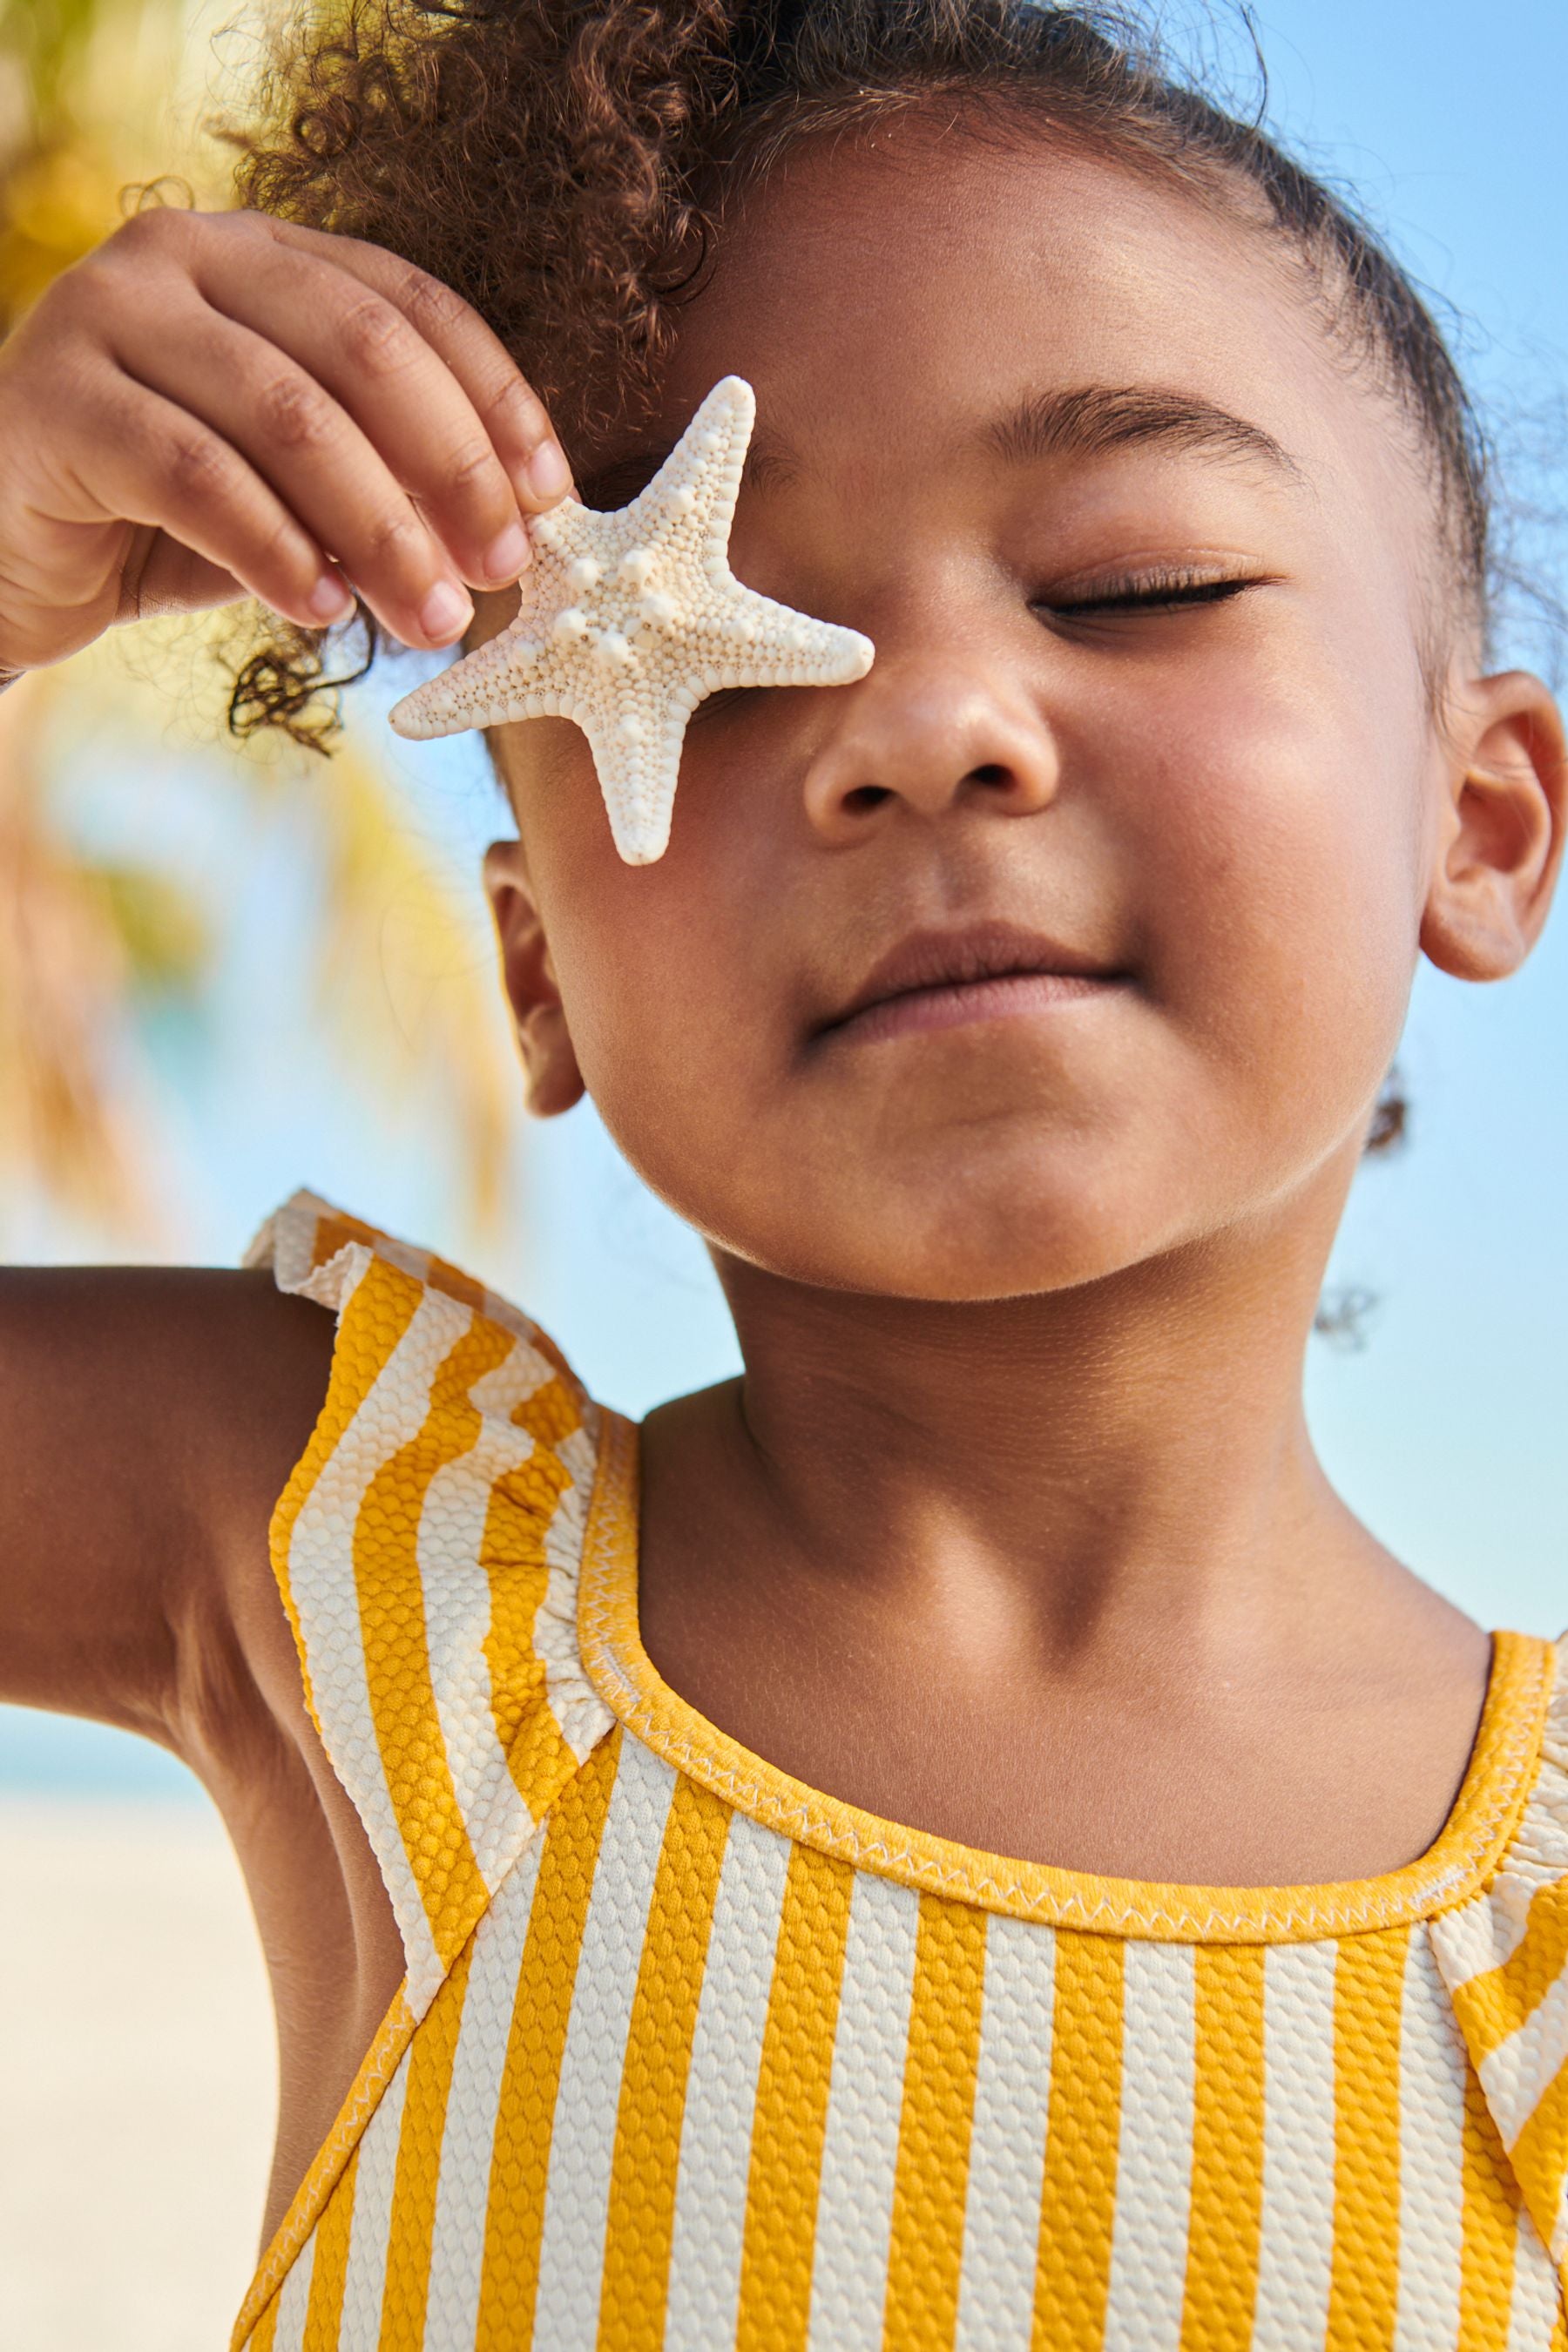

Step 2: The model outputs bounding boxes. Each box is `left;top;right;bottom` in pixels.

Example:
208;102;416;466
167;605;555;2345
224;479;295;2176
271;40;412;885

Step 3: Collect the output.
483;520;531;583
419;580;474;643
526;440;572;503
308;571;355;622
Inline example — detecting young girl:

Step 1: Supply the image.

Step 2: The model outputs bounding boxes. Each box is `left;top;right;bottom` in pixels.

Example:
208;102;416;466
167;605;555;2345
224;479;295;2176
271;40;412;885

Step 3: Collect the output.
1;3;1563;2346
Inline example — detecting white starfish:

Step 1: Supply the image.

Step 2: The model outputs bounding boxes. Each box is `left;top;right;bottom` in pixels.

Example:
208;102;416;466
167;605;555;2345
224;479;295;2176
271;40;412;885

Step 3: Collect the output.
389;375;875;864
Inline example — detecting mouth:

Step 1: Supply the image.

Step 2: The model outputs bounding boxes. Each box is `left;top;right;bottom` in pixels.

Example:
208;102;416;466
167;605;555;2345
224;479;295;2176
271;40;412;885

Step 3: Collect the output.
812;921;1131;1047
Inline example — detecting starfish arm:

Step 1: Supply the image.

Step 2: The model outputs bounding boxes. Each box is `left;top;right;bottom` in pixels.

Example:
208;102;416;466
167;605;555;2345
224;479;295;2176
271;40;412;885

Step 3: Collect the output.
389;621;550;739
579;695;702;865
686;579;875;690
622;376;755;555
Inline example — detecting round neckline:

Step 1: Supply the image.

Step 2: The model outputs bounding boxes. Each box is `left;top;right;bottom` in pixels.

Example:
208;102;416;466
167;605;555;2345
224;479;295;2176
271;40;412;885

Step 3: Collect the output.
575;1407;1552;1943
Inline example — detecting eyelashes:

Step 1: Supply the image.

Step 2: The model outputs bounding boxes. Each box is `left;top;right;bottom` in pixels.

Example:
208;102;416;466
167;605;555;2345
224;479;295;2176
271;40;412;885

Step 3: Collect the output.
1038;570;1262;617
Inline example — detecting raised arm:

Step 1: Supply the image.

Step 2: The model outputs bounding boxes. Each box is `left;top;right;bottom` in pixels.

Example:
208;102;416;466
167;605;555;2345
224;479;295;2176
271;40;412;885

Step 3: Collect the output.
0;203;569;1754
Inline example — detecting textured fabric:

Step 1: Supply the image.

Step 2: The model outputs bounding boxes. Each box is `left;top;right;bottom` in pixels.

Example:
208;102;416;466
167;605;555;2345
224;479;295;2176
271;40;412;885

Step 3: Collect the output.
233;1192;1568;2352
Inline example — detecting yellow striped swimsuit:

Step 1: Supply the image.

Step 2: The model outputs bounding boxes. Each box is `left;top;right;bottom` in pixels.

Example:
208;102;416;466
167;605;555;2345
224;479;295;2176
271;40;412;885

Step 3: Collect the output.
234;1191;1568;2352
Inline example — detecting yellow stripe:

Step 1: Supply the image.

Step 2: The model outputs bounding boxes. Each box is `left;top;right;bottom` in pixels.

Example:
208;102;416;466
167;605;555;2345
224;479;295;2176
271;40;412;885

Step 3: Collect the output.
1180;1943;1266;2348
379;1939;476;2348
1326;1928;1409;2352
512;1372;583;1451
247;2298;280;2352
598;1774;733;2351
736;1841;855;2352
475;1729;621;2350
298;2154;357;2352
355;1306;517;1965
1459;2056;1519;2349
267;1253;422;1747
301;2143;358;2350
882;1893;988;2351
1501;2055;1568;2261
1450;1882;1568;2065
479;1432;576;1819
1033;1931;1124;2352
1551;2299;1568;2352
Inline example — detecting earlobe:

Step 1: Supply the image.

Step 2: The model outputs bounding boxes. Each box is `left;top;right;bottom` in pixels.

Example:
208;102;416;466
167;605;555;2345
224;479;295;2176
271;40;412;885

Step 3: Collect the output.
482;840;586;1118
1420;669;1567;983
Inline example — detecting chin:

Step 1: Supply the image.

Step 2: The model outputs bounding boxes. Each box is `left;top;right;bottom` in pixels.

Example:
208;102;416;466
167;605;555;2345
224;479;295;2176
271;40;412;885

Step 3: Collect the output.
717;1165;1179;1302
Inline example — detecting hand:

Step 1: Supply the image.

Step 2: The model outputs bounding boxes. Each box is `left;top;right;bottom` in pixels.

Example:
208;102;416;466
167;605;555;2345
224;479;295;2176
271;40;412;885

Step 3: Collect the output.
0;206;573;674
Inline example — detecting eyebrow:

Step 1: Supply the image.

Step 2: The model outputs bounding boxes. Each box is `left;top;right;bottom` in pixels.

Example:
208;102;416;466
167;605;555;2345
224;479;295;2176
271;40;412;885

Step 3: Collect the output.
575;382;1301;512
973;384;1304;481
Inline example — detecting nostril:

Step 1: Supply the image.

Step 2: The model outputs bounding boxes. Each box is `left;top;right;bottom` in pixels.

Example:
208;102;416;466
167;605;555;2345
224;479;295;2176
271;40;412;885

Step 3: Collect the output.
968;763;1011;787
843;784;894;814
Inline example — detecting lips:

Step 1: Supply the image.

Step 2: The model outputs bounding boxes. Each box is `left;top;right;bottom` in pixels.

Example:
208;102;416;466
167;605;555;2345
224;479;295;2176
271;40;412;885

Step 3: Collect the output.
814;920;1127;1041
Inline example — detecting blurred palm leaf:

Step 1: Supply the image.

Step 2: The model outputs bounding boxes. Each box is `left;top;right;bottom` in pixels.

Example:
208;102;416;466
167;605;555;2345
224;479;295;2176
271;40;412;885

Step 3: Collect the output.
0;0;521;1247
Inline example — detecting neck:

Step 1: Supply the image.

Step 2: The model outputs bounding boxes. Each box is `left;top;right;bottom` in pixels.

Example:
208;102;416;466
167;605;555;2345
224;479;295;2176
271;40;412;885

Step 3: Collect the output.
699;1153;1399;1672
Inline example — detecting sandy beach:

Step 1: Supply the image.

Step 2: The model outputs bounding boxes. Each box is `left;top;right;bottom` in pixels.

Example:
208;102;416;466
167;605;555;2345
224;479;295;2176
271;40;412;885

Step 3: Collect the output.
0;1795;277;2351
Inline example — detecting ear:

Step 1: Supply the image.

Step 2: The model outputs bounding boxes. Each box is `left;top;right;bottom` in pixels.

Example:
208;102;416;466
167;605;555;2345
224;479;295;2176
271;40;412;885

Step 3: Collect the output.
1421;668;1567;981
482;839;585;1117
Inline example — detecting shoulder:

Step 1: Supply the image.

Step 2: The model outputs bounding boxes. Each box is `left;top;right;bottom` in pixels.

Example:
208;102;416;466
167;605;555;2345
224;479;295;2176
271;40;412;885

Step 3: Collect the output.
0;1246;337;1736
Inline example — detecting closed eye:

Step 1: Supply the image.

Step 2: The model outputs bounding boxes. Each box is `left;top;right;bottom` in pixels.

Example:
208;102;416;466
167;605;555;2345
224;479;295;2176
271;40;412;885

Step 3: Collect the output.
1040;572;1264;618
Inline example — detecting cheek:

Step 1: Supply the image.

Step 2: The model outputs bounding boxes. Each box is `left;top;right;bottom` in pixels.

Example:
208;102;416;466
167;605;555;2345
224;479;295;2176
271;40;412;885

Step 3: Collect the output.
534;814;770;1193
1125;637;1428;1130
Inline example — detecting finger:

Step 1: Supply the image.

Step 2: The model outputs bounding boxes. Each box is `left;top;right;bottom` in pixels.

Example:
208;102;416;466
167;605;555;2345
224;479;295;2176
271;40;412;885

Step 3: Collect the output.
123;535;250;624
107;301;472;648
195;239;538;591
223;213;574;511
78;372;355;631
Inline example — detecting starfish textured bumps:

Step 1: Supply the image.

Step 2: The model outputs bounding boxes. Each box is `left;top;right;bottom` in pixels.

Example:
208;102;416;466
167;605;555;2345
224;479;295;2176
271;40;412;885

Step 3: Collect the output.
389;375;876;864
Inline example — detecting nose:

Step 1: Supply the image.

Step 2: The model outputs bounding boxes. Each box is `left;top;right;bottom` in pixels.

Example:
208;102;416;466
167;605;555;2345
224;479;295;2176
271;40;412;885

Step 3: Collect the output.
800;647;1060;845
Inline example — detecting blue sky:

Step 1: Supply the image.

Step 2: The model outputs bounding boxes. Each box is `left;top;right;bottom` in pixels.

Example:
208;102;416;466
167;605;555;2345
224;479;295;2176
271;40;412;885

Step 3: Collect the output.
3;0;1565;1798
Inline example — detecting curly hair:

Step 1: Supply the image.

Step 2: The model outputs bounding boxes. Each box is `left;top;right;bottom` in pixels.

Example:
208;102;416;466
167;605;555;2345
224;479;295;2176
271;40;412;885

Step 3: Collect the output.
225;0;1450;1159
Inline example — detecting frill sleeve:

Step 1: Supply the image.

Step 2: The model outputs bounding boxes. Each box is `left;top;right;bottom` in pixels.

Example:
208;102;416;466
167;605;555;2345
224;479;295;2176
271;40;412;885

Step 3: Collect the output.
1431;1637;1568;2286
244;1188;616;2018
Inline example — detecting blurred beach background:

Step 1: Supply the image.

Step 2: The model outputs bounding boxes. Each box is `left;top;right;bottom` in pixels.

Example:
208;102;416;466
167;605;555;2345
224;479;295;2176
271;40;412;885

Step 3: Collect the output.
0;0;1565;2342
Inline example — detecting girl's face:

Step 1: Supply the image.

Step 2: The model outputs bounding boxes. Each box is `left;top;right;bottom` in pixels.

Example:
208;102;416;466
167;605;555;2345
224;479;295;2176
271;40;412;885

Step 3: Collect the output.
487;121;1558;1301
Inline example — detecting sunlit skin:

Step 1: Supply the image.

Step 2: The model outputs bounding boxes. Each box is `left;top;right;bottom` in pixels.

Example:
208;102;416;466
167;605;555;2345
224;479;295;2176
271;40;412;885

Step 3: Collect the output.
482;118;1566;1886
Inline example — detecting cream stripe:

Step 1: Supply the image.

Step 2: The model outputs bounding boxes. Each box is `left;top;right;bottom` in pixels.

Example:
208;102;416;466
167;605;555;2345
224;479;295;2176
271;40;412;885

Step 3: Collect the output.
1104;1941;1197;2352
420;1841;544;2349
271;2234;316;2352
954;1915;1057;2352
416;1376;544;1887
531;1732;678;2352
337;2051;410;2347
1434;1881;1540;1994
663;1810;794;2352
1480;1970;1568;2149
1395;1930;1467;2352
1508;2205;1563;2349
805;1870;922;2352
1253;1939;1337;2350
285;1284;461;2002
